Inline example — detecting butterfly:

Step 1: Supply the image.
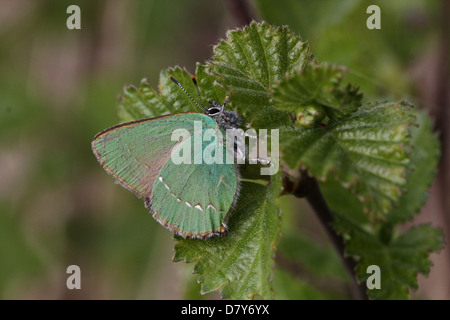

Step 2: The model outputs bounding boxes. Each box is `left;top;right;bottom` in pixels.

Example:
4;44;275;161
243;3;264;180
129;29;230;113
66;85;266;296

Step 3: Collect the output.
92;76;242;239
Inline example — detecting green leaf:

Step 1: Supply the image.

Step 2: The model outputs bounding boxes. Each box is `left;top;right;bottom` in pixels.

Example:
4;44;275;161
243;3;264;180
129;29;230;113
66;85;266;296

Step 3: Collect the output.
281;101;416;216
272;63;362;119
319;176;369;227
209;21;314;128
334;215;444;300
117;64;227;122
173;174;283;299
387;111;440;224
117;78;168;121
321;175;444;299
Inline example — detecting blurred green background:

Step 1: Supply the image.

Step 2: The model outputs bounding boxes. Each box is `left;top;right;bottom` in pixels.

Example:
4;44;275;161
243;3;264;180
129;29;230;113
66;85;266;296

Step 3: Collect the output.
0;0;448;299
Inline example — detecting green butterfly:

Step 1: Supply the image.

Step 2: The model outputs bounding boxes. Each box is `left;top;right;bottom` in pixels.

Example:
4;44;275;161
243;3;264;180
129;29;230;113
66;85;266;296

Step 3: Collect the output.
92;76;242;238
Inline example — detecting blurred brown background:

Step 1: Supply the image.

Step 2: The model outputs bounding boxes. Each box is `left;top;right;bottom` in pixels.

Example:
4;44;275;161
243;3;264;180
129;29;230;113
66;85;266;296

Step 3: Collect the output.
0;0;448;299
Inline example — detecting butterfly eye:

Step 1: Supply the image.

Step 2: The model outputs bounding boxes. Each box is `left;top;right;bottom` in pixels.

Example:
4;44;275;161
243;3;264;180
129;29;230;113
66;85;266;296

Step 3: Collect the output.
207;107;222;115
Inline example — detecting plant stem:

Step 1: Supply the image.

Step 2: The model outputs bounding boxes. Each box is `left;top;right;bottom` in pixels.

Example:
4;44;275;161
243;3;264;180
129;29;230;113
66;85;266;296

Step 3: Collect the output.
435;0;450;250
283;172;369;300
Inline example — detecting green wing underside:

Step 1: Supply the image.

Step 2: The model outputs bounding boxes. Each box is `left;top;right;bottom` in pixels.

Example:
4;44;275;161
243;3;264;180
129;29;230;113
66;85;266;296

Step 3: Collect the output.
92;113;239;238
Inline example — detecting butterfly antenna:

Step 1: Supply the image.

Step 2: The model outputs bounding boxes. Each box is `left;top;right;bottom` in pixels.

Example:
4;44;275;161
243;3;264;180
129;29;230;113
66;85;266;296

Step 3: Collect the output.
190;76;207;110
169;76;205;112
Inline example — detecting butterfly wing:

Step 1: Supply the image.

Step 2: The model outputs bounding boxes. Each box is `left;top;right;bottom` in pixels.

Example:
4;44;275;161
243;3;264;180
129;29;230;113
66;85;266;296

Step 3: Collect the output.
151;135;239;238
92;113;239;238
93;114;190;198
